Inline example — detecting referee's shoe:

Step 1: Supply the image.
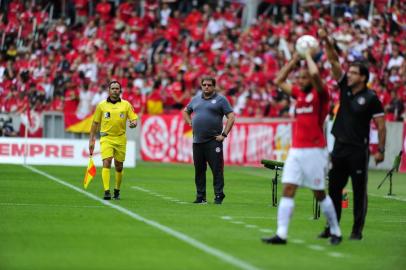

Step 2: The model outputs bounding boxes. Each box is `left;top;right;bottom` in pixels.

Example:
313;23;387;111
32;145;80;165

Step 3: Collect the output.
103;190;111;200
113;189;120;200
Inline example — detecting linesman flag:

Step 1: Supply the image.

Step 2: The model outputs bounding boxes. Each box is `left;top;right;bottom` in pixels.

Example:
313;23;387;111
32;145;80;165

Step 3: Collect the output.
83;157;96;189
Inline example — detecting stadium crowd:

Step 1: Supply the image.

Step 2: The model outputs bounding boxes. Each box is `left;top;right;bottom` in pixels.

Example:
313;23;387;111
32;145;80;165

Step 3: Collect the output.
0;0;405;122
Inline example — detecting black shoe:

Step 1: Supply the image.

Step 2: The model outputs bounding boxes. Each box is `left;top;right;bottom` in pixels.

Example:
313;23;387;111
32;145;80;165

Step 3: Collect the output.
214;193;225;204
318;227;331;239
330;235;342;245
113;189;120;200
193;197;207;204
103;190;111;200
261;235;287;245
349;232;363;240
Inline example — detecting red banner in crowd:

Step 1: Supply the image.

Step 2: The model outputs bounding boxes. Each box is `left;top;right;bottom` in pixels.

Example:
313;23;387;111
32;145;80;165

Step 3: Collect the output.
19;110;43;138
140;114;292;166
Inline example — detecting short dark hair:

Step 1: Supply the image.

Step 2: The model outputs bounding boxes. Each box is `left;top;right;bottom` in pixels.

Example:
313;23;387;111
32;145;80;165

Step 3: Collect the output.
200;76;216;87
109;80;121;89
349;61;369;85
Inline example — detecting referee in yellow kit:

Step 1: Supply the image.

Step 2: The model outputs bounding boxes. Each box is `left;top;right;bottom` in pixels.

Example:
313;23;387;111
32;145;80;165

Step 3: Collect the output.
89;81;138;200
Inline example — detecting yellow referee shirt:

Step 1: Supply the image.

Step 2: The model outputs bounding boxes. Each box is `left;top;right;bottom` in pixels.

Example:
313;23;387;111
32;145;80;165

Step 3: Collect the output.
93;98;138;137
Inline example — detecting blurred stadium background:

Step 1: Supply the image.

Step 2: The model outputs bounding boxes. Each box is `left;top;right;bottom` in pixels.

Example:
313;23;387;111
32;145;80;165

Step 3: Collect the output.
0;0;405;270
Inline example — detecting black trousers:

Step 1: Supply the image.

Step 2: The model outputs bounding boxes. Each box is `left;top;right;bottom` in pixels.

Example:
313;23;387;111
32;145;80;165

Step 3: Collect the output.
193;140;224;198
328;143;369;234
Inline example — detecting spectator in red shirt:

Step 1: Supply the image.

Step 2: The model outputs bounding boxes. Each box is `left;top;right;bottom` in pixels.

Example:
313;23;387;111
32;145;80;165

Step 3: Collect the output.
118;0;135;23
74;0;89;25
96;0;112;22
122;81;146;115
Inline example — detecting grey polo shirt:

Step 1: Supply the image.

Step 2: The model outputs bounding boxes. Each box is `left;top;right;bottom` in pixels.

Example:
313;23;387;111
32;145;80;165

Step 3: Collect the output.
186;93;233;143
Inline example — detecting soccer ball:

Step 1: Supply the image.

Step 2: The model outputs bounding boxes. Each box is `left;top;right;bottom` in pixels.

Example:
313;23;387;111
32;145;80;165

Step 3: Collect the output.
295;35;320;57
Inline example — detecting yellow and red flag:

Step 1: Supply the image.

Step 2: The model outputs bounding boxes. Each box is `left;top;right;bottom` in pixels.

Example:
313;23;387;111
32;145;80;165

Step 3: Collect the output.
83;157;96;189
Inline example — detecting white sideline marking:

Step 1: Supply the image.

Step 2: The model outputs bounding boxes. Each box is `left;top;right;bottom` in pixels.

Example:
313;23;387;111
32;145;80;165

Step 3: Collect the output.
0;203;105;208
307;245;325;251
223;216;274;220
347;190;406;202
132;186;188;204
290;239;305;244
328;252;345;258
240;170;270;178
219;216;347;258
24;165;261;270
132;186;150;193
367;192;406;202
382;220;406;223
231;221;245;225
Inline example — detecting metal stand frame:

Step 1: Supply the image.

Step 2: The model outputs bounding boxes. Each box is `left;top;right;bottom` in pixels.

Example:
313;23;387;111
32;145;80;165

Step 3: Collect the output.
378;168;395;196
272;168;281;207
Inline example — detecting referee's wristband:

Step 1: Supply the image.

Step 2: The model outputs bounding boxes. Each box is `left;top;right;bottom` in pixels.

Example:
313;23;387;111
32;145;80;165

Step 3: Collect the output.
221;132;228;138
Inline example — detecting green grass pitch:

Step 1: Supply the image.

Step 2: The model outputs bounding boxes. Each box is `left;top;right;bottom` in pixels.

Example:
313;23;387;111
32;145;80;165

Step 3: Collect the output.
1;162;405;270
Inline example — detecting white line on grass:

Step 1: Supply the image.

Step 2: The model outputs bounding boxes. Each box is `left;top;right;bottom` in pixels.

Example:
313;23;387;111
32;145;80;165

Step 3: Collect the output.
231;221;245;225
220;216;346;258
259;229;273;233
367;192;406;202
222;216;274;220
239;170;270;179
131;186;190;204
0;202;105;208
328;252;345;258
290;239;305;244
307;245;325;251
346;190;406;202
131;186;150;193
24;165;260;270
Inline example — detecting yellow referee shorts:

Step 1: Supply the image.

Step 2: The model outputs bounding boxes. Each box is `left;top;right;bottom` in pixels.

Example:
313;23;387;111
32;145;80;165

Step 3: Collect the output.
100;134;127;162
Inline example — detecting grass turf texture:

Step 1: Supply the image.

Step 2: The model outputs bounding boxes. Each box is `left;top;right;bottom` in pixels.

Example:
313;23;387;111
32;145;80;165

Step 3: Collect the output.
1;162;405;270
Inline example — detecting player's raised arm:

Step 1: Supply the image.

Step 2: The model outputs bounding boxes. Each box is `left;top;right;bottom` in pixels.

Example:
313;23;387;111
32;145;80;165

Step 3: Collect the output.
273;53;300;95
318;28;343;81
304;49;324;93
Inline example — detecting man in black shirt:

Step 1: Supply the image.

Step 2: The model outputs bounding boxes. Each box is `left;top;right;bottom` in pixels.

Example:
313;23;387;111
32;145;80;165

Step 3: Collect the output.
318;29;386;240
183;76;235;204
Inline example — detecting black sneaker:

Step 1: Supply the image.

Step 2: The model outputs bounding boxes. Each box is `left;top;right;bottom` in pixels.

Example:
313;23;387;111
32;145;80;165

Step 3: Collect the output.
214;193;225;204
113;189;120;200
349;232;363;240
261;235;287;245
330;235;342;245
193;197;207;204
318;227;331;239
103;190;111;200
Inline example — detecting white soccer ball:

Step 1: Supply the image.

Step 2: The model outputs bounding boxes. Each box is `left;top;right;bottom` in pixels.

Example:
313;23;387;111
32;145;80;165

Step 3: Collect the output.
295;35;320;57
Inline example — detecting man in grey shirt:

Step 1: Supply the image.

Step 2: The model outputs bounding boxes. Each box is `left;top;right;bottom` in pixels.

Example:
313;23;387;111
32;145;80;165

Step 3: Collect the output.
183;76;235;204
